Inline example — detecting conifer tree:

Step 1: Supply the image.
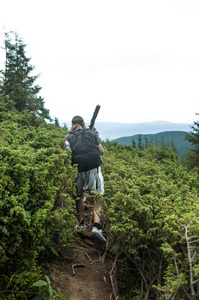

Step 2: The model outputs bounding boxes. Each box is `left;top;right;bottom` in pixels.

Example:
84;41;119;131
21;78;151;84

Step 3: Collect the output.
0;31;50;120
132;138;136;148
144;136;149;149
138;134;144;150
185;114;199;169
54;117;60;127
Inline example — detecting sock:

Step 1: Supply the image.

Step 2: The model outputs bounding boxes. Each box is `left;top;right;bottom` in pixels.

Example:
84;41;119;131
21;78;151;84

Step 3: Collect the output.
94;222;100;230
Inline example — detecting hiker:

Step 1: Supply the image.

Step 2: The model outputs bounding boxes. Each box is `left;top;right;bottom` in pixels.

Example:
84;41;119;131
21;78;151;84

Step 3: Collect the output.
64;115;106;242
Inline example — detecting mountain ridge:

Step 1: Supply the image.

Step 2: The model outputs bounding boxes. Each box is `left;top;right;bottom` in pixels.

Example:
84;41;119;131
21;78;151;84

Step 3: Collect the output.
94;121;193;140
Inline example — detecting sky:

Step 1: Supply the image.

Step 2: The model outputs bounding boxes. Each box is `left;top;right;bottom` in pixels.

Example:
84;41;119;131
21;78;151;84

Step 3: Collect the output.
0;0;199;127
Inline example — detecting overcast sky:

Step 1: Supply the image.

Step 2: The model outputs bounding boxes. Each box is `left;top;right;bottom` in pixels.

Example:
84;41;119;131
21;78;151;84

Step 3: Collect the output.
1;0;199;126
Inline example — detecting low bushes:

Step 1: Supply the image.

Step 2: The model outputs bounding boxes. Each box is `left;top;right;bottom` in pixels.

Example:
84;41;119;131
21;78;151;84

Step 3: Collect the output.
0;121;76;298
102;142;199;299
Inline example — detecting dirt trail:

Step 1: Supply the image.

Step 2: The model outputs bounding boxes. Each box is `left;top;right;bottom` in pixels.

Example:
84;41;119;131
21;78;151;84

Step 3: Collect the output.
50;194;115;300
51;236;113;300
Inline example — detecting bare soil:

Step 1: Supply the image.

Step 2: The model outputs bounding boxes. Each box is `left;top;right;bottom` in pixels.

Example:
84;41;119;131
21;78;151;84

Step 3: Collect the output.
50;236;113;300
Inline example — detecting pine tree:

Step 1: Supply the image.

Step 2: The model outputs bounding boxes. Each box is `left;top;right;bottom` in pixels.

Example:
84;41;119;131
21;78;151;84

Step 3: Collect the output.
144;136;149;149
138;134;144;150
185;114;199;169
54;117;60;127
63;123;68;129
132;138;136;148
0;31;50;120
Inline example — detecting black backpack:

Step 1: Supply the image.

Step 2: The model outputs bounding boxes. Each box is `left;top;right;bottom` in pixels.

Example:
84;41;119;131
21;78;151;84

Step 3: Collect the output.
68;129;102;172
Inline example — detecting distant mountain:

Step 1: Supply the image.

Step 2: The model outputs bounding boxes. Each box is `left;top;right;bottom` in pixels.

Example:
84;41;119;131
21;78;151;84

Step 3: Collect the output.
95;121;193;141
111;131;192;159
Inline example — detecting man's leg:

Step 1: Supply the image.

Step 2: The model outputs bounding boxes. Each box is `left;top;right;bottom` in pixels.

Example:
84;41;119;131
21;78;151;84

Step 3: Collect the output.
92;199;106;242
93;202;101;226
76;193;85;224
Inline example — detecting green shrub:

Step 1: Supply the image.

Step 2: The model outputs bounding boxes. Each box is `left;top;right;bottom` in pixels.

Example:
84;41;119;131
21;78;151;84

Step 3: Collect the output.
102;142;199;299
0;121;77;297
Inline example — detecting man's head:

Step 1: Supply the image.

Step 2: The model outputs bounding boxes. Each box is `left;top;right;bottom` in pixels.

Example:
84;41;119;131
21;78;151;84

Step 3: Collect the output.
72;116;85;126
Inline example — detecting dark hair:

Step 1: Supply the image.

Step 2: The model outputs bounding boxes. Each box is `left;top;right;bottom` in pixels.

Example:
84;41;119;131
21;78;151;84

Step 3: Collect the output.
72;116;85;125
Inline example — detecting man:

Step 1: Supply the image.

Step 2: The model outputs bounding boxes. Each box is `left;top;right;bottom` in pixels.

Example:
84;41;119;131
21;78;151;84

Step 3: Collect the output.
64;115;106;242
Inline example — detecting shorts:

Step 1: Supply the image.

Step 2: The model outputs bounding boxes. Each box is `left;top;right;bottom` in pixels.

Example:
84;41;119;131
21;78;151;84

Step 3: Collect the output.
76;167;104;196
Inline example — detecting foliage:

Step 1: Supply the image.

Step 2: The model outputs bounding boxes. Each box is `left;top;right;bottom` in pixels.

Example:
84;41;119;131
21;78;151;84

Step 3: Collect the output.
102;141;199;299
1;117;199;299
0;119;77;298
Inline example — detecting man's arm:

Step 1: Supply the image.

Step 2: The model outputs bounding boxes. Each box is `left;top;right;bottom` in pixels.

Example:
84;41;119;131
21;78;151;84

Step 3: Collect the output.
98;144;104;155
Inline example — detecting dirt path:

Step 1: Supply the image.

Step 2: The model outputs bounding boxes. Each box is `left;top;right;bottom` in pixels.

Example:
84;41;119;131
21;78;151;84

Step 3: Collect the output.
50;236;113;300
50;194;116;300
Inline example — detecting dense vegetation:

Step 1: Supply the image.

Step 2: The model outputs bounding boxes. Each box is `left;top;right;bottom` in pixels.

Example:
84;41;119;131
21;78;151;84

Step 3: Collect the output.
1;32;199;299
102;142;199;299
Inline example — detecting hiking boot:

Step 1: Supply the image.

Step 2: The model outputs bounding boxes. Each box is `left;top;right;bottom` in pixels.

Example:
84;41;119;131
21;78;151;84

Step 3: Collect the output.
91;227;106;243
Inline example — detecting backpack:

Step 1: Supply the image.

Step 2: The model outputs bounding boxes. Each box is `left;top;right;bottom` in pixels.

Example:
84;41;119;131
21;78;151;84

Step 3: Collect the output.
67;129;102;172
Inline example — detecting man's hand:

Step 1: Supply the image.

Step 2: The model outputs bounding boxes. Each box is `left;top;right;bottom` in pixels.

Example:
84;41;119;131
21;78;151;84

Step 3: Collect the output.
64;146;71;151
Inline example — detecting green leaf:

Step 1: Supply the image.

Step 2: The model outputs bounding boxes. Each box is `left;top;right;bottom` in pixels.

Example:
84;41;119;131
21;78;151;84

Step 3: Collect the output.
32;280;48;287
50;245;59;256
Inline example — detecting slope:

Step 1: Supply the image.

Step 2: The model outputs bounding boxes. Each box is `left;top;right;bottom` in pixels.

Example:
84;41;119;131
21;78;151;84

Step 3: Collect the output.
111;131;192;159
